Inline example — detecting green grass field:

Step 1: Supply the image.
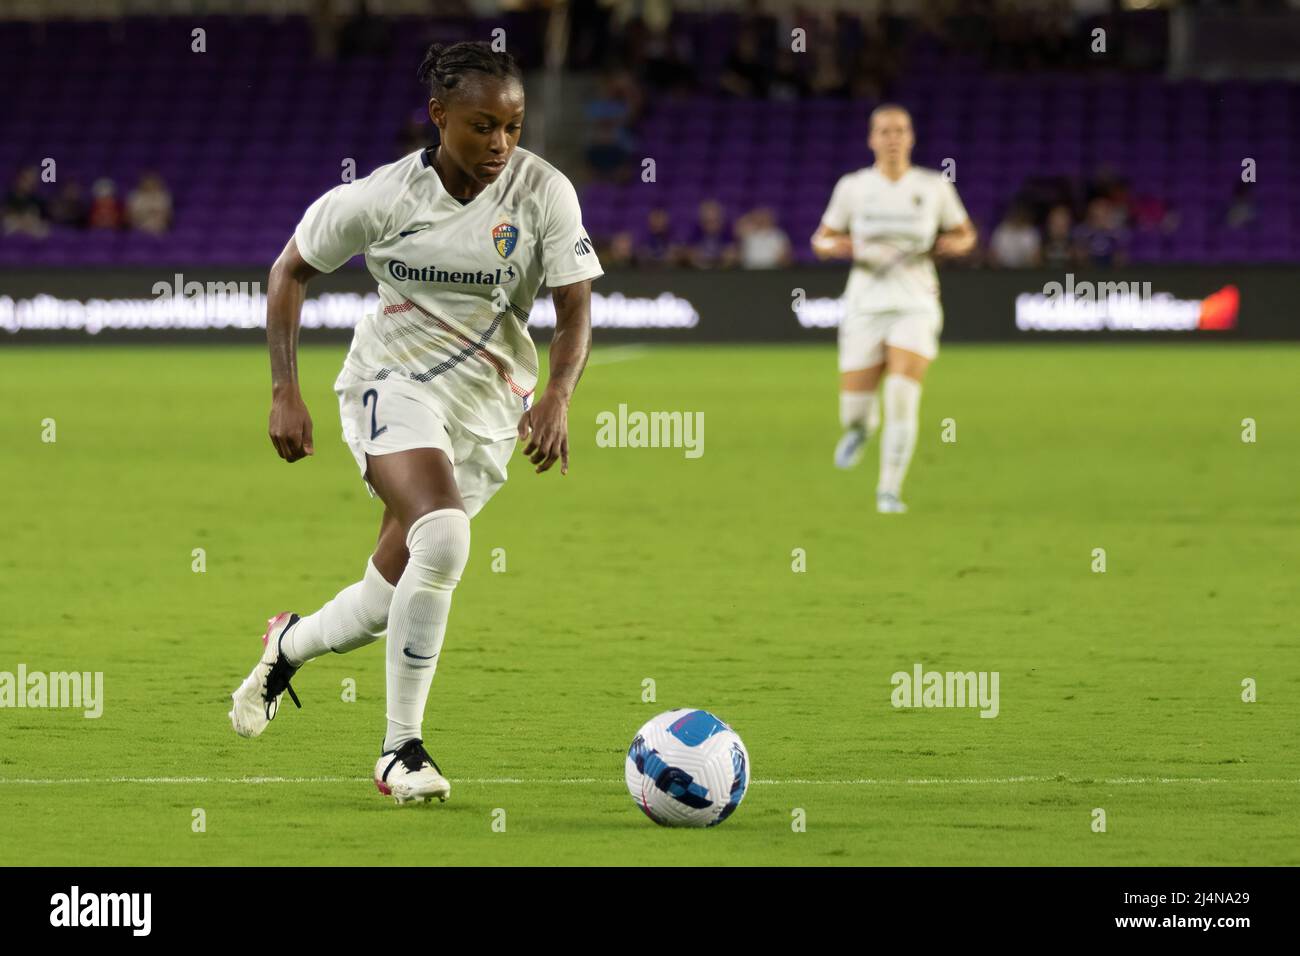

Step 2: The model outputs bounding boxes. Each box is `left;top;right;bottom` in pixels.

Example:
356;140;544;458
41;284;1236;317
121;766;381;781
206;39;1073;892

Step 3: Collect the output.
1;342;1297;866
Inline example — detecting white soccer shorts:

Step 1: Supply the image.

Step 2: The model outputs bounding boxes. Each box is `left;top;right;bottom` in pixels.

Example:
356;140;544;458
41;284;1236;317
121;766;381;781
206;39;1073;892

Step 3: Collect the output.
838;307;943;372
335;368;514;519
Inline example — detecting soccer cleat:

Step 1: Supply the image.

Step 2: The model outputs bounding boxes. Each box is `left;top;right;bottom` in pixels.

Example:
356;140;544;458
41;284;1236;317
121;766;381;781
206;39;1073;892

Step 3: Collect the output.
834;426;868;469
374;739;451;805
228;612;303;738
876;492;908;514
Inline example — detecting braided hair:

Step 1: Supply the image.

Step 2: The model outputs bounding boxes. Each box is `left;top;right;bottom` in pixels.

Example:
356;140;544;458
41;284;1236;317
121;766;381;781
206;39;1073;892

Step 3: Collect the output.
416;41;522;102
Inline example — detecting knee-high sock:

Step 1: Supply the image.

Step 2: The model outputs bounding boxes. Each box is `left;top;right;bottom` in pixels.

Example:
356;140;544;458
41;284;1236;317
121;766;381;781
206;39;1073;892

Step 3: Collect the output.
384;508;471;753
281;556;396;666
839;390;878;431
878;375;921;497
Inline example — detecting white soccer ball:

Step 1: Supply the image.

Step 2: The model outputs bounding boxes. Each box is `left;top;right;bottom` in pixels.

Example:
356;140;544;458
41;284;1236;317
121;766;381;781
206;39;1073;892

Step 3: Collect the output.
625;708;750;827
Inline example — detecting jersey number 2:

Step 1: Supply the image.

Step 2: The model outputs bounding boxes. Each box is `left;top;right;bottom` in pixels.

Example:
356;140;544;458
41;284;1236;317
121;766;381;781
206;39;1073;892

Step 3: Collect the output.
362;388;388;440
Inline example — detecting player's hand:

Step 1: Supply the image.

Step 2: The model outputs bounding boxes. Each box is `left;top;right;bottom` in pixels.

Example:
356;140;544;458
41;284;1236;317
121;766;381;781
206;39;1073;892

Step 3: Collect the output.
930;234;959;257
931;229;975;259
517;390;569;475
268;388;314;462
811;232;853;259
854;239;908;271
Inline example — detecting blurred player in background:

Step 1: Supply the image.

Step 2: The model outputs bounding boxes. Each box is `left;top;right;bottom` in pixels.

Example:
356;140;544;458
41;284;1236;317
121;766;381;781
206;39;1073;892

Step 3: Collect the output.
812;104;976;513
228;42;603;804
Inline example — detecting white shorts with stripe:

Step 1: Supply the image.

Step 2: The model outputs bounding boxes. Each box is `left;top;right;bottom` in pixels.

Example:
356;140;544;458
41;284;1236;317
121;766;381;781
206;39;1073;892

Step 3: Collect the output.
838;306;943;373
334;366;514;519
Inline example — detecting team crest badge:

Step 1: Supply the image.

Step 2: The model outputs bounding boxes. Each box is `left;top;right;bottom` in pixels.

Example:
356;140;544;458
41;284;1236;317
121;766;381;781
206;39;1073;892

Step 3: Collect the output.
493;222;519;259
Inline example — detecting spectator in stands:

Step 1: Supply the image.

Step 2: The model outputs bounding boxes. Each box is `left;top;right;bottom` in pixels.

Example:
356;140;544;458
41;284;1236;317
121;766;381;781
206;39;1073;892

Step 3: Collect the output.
604;68;646;125
720;26;769;98
1128;189;1177;234
1099;179;1132;230
1073;197;1128;267
735;207;792;269
3;166;49;238
988;203;1041;268
846;17;897;99
584;71;640;183
1224;182;1256;230
585;121;634;183
769;48;809;101
87;177;125;231
1041;204;1076;269
1086;165;1124;210
569;0;615;71
685;200;738;269
602;231;637;268
641;26;697;96
126;173;173;235
808;44;850;97
49;180;88;229
639;207;685;266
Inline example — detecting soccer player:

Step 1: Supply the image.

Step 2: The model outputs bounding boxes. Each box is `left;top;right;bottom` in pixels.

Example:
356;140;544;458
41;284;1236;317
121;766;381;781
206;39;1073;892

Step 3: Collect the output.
811;104;976;513
228;42;603;804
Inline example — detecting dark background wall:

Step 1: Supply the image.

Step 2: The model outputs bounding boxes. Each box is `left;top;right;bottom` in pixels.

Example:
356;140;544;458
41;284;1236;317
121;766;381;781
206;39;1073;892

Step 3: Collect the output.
0;266;1294;345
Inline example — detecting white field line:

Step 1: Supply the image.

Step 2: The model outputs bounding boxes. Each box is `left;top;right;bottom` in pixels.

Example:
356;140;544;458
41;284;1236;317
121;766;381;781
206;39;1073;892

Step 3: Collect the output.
0;775;1296;786
585;345;650;367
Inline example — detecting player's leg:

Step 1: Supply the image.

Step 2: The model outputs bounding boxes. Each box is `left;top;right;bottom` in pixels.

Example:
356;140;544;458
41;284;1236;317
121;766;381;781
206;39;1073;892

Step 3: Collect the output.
278;508;406;665
876;344;931;513
370;507;410;584
365;447;469;803
228;509;408;739
835;314;887;469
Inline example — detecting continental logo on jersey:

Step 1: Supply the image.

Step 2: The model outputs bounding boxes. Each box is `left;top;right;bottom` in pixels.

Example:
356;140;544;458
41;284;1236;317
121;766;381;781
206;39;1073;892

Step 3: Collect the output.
387;260;518;285
493;221;519;259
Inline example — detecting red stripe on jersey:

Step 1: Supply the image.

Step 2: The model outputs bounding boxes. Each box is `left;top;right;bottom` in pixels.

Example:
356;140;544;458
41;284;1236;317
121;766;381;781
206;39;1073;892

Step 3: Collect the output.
386;298;533;399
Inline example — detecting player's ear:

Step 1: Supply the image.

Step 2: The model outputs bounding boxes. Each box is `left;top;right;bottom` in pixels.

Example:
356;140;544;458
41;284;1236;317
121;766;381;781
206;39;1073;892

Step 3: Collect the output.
428;98;445;129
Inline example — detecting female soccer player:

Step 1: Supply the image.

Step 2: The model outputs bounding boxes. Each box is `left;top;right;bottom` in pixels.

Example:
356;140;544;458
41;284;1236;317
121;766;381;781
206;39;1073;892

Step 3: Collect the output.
811;104;976;513
228;42;603;804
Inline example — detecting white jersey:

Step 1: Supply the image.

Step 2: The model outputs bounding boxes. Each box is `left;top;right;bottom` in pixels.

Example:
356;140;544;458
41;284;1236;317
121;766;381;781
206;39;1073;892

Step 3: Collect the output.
820;166;968;316
295;146;603;442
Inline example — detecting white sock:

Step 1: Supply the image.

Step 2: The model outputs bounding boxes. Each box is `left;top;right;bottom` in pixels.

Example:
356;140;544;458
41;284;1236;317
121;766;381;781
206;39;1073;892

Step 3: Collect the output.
281;556;396;666
383;509;470;753
878;375;921;497
840;390;877;431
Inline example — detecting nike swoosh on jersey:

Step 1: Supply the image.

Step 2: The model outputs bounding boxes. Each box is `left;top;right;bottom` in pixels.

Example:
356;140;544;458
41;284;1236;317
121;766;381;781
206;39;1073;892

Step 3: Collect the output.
398;226;429;237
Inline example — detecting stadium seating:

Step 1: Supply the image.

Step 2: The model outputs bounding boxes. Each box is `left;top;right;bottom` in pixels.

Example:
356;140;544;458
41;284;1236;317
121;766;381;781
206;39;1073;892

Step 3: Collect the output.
0;17;1293;266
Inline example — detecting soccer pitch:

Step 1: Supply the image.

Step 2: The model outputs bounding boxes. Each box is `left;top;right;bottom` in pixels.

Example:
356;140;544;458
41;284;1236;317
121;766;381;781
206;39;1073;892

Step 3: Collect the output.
1;342;1297;866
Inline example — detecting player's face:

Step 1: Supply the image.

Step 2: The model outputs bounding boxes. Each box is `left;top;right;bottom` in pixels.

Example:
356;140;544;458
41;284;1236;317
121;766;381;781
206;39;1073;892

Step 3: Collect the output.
868;110;914;165
430;78;525;185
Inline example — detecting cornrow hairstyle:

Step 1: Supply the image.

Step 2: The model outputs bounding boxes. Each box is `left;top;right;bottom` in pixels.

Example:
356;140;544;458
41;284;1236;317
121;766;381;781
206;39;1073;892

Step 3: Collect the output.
416;41;522;101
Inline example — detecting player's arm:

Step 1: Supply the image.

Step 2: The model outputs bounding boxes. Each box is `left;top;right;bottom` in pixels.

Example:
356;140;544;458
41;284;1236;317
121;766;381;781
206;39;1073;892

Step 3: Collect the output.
269;171;380;462
812;175;855;260
519;279;592;476
266;236;322;463
932;218;978;258
810;224;854;260
931;179;978;259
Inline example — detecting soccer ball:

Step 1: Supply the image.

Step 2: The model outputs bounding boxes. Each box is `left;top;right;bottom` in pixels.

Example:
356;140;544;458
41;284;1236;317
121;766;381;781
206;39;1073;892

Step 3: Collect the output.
625;708;750;827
